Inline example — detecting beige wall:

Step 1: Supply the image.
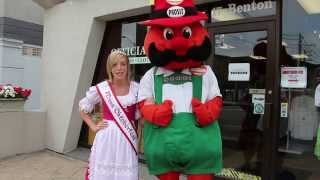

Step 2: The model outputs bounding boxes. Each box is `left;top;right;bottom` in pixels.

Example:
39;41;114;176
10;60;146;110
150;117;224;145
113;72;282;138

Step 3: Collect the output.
41;0;148;153
0;0;4;17
2;0;44;24
0;111;46;159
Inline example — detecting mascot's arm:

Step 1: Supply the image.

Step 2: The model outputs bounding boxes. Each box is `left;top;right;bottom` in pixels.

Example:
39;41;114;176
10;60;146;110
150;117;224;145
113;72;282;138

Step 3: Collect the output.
192;96;222;126
138;100;173;127
138;68;173;127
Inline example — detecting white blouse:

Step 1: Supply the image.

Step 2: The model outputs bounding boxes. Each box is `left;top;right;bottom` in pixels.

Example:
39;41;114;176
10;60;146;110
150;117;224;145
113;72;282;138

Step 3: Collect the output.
79;81;140;118
138;66;222;113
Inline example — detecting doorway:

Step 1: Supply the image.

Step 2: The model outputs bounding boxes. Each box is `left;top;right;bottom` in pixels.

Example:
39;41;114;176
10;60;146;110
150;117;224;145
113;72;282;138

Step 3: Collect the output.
207;20;279;180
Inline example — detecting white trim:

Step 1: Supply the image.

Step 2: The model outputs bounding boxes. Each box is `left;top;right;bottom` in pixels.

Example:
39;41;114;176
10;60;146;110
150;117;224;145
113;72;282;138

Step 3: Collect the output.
155;67;192;76
0;38;23;49
23;44;43;49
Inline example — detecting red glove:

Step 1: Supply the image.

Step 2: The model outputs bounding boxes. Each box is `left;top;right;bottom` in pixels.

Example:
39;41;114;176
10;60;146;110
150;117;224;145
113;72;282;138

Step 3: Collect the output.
191;96;223;126
139;100;173;127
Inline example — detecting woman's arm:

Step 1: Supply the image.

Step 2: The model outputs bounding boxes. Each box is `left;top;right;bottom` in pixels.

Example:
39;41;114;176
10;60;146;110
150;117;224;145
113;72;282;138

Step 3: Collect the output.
79;86;107;132
80;110;107;133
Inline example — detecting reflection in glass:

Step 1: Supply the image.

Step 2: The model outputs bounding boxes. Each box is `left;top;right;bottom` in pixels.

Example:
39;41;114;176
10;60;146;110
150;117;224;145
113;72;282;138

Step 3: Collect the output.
279;0;320;179
211;31;267;177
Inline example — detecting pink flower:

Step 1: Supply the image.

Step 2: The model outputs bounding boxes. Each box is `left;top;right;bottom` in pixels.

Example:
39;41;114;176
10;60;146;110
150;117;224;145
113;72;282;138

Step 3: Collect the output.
0;85;32;99
14;86;22;94
21;89;32;97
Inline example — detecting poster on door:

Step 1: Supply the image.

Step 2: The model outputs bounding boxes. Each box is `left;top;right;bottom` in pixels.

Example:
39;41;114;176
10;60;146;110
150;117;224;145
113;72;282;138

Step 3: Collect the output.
252;94;265;114
228;63;250;81
281;67;307;88
280;102;288;118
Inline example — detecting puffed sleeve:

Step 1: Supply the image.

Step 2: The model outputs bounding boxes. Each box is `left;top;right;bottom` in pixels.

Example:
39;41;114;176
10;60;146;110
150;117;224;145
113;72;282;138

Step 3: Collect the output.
315;84;320;107
205;65;222;101
138;67;155;102
79;86;101;113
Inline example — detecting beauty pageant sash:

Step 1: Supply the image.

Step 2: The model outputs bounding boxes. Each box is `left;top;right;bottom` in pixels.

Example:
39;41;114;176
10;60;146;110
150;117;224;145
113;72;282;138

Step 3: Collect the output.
96;81;138;155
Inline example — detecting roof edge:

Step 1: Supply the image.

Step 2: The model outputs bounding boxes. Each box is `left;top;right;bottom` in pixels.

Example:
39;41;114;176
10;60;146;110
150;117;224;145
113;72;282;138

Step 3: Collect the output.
32;0;66;9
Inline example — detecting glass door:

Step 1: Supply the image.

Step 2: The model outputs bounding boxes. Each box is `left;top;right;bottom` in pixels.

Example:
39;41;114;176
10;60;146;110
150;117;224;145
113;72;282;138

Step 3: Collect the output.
208;21;279;180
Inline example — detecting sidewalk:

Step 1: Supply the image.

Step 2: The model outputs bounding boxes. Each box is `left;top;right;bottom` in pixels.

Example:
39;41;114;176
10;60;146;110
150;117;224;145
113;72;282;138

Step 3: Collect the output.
0;150;85;180
0;149;160;180
2;149;319;180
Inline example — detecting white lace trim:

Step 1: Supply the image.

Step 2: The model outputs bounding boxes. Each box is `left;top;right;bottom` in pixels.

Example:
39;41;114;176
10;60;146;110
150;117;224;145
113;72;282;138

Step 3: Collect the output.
90;161;138;177
79;81;139;113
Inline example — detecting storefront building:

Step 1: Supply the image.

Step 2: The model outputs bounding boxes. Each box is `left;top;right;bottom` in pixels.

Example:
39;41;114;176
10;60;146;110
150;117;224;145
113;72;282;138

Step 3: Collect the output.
35;0;320;179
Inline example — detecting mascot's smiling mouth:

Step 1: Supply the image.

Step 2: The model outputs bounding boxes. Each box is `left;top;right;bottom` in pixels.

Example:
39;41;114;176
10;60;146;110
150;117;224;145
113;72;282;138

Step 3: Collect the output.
148;37;212;67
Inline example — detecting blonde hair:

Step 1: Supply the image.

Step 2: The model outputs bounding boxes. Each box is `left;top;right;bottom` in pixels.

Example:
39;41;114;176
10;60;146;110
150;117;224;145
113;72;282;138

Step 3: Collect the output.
106;50;131;81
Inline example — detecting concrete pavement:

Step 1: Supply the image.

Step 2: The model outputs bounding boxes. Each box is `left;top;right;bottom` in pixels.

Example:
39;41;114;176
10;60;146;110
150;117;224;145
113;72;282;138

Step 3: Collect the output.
0;150;161;180
2;149;320;180
0;150;85;180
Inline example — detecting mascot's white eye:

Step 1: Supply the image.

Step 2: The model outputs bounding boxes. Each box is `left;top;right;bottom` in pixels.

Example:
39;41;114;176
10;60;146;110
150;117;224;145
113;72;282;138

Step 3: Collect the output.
163;28;174;40
182;26;192;39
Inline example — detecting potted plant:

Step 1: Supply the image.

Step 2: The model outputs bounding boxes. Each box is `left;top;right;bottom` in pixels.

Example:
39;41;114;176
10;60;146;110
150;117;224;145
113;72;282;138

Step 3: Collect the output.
0;85;32;111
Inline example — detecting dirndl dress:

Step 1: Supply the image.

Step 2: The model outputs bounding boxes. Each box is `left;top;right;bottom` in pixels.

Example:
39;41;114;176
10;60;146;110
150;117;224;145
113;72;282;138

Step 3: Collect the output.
79;81;139;180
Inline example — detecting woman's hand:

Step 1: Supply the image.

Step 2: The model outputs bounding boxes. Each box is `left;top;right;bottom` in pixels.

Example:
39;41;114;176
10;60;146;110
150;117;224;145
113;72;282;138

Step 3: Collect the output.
93;121;108;133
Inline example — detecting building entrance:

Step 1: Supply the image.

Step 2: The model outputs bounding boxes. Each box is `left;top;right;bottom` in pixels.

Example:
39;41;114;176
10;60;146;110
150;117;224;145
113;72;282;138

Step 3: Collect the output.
208;20;279;180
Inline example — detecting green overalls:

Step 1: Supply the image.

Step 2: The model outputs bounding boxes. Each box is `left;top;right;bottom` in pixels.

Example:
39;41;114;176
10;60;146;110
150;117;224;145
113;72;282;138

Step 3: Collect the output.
143;71;223;175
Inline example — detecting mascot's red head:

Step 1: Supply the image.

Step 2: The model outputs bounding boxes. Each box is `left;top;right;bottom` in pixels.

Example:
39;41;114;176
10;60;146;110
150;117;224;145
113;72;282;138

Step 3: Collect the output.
142;0;212;70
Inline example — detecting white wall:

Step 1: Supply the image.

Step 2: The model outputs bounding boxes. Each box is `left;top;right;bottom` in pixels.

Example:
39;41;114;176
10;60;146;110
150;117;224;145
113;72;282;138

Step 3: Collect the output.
3;0;44;25
0;38;24;85
0;0;44;111
23;52;41;110
0;39;42;110
41;0;148;153
0;0;4;17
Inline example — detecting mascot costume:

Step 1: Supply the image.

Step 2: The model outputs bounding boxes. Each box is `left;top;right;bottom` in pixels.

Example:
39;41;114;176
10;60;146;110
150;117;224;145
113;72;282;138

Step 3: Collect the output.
138;0;223;179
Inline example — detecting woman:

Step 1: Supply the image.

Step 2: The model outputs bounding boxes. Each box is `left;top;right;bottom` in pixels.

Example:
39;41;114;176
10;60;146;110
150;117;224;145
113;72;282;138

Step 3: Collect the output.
79;50;139;180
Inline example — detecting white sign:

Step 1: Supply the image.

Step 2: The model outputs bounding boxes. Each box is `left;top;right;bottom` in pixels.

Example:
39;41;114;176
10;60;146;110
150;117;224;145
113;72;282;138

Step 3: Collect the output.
280;103;288;118
252;94;265;115
253;103;265;114
129;57;150;64
252;94;265;104
249;88;266;94
167;6;185;17
228;63;250;81
281;67;307;88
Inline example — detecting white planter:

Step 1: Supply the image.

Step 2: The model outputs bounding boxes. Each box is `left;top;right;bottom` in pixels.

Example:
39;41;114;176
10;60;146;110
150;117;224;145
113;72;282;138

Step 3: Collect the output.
0;98;25;112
